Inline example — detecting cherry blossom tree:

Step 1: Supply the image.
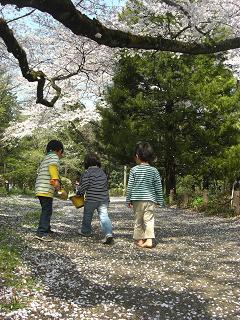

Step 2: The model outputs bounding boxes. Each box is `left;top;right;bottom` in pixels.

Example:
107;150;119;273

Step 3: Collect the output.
0;2;119;137
1;0;240;109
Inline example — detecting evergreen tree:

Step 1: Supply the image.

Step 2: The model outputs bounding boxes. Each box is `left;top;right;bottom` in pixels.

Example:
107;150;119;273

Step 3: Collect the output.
97;52;240;194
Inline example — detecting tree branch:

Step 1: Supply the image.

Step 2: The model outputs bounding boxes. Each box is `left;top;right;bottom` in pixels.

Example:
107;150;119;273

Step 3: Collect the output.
7;9;36;23
0;0;240;54
0;17;62;107
160;0;191;19
1;0;240;108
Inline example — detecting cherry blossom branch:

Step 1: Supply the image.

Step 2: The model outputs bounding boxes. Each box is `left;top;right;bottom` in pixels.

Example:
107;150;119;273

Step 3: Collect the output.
1;0;240;108
160;0;191;19
0;16;88;107
0;0;240;54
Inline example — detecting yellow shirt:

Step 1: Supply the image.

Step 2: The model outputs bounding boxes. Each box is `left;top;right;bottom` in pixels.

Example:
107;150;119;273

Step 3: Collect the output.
35;152;60;198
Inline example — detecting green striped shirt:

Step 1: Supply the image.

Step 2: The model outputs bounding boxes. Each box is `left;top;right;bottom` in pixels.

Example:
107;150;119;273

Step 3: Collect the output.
35;152;60;197
126;164;164;205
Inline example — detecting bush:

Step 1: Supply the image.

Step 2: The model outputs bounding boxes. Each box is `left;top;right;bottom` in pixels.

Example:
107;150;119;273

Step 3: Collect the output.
187;191;235;217
60;176;74;193
0;187;8;196
4;187;34;196
109;187;125;197
204;193;235;217
191;196;204;210
177;175;200;193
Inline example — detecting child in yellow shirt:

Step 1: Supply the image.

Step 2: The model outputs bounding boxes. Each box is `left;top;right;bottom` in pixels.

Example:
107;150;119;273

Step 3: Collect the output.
35;140;64;241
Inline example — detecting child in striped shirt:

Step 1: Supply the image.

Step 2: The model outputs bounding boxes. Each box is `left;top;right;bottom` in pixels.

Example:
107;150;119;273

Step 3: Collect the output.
35;140;64;241
76;153;113;245
126;142;164;248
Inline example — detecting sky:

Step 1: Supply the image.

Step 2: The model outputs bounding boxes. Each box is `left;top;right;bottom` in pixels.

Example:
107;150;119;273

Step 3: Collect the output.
105;0;126;6
106;0;124;4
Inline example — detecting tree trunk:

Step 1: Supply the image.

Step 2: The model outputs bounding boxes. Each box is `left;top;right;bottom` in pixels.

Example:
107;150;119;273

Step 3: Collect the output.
232;191;240;215
203;189;209;204
123;165;127;196
169;189;175;205
164;101;176;196
165;157;176;196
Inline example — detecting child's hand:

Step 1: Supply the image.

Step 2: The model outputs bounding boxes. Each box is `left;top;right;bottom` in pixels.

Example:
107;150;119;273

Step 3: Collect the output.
50;179;60;191
76;190;84;197
54;180;61;191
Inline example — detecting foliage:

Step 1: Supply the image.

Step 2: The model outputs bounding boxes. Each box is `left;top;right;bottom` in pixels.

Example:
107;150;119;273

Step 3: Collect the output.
177;175;201;194
191;196;204;210
97;51;240;194
1;114;101;192
109;184;125;197
0;70;18;136
60;176;74;193
207;192;234;216
0;70;19;166
0;186;8;196
169;189;235;217
1;1;240;109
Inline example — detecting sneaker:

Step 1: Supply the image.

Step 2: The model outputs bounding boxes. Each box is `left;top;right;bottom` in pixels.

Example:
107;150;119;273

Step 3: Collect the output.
47;230;56;235
35;234;53;242
77;230;92;237
102;235;114;245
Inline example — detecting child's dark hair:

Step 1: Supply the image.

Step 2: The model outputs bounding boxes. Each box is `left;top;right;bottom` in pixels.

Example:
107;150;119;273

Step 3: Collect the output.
46;140;64;154
135;141;154;162
84;153;101;169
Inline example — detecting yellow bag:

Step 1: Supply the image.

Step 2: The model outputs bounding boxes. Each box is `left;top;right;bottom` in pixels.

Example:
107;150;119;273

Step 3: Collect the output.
69;195;84;208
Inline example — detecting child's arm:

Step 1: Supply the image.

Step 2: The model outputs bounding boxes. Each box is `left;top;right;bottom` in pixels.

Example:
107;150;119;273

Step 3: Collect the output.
126;169;134;207
49;164;60;191
76;171;89;196
154;170;164;206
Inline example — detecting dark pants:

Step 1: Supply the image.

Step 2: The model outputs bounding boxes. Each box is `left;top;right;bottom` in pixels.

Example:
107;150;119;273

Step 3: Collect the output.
37;196;53;235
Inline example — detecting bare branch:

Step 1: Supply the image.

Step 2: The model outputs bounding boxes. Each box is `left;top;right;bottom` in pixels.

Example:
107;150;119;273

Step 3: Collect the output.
7;9;36;23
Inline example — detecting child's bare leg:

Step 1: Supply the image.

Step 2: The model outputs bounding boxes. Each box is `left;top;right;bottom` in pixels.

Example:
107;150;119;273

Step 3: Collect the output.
141;238;153;248
135;239;145;246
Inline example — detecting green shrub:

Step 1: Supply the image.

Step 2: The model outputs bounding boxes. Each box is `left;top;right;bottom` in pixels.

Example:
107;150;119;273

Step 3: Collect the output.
2;187;34;196
177;175;200;193
191;196;204;208
109;187;125;196
204;193;235;217
187;191;235;217
0;187;8;196
60;176;74;193
22;189;35;196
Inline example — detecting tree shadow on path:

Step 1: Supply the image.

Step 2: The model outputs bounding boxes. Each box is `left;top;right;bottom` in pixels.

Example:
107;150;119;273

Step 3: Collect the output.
24;245;214;320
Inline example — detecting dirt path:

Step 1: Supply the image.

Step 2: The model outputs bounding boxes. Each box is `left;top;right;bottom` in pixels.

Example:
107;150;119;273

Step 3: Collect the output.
0;196;240;319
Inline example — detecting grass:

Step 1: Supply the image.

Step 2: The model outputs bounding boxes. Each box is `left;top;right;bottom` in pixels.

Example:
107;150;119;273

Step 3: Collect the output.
22;210;40;228
0;227;35;312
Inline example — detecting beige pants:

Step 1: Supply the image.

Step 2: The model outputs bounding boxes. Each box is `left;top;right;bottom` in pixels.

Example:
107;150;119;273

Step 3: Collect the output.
132;201;155;240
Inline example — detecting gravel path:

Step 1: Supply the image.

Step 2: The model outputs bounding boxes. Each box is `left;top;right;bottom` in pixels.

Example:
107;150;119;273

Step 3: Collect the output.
0;196;240;320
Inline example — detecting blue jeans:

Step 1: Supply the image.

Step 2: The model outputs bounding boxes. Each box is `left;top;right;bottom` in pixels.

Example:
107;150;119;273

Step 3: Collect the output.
81;201;112;236
37;196;53;235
